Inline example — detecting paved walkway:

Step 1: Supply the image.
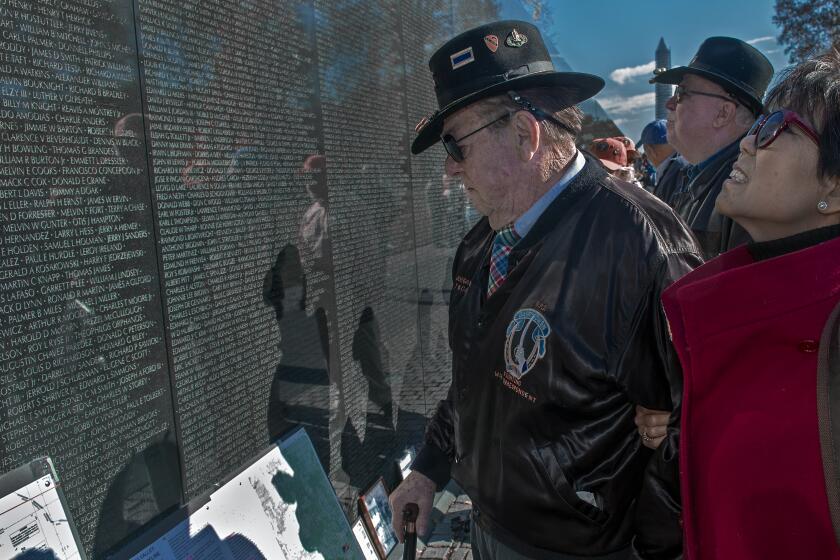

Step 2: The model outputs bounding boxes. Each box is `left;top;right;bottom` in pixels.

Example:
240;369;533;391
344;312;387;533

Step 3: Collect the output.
418;484;473;559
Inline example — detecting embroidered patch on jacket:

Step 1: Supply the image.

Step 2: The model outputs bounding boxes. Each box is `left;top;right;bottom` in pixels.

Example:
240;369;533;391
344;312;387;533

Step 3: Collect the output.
504;308;550;379
450;46;475;69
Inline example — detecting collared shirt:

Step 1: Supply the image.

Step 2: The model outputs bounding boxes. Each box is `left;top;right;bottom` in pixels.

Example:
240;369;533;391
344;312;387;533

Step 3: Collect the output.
513;150;585;239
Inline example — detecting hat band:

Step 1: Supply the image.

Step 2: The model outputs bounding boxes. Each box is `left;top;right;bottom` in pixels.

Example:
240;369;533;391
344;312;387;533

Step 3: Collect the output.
436;61;555;108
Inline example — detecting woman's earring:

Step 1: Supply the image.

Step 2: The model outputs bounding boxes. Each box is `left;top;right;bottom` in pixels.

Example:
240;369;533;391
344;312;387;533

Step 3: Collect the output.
818;200;829;211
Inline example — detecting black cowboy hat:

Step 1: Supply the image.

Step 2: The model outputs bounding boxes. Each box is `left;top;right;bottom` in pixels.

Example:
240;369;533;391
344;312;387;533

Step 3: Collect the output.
411;20;604;155
650;36;773;116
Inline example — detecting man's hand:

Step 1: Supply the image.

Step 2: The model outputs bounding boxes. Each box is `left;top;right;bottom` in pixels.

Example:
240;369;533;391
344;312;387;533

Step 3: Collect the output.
635;406;669;449
389;471;436;542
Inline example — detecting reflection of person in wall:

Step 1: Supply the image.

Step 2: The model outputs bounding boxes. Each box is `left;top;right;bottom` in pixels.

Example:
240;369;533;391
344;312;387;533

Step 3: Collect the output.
352;307;392;421
339;307;396;487
295;154;346;481
389;21;702;559
264;244;331;466
298;154;332;364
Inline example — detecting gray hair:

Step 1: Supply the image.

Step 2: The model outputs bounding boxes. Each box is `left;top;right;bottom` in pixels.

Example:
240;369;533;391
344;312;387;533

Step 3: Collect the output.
471;87;582;175
734;102;757;130
764;47;840;180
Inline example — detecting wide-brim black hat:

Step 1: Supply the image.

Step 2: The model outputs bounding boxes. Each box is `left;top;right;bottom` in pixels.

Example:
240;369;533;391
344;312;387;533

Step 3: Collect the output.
412;20;604;155
650;36;773;116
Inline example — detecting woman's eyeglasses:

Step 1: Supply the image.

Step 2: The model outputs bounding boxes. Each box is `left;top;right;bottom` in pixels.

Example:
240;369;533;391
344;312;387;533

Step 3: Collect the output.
748;110;820;149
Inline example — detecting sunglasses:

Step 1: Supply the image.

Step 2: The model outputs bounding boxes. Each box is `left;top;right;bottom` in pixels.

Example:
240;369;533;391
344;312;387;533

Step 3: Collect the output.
747;109;820;149
441;91;576;163
673;85;738;105
441;112;511;163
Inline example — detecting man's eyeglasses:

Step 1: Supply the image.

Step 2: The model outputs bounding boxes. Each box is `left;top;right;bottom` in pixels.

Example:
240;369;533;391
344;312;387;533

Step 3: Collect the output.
441;112;511;163
747;109;820;149
673;85;738;105
441;91;576;163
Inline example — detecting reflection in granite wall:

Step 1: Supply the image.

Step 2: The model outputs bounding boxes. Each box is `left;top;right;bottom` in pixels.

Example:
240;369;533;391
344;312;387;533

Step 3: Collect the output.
136;0;327;506
0;1;180;554
0;0;614;556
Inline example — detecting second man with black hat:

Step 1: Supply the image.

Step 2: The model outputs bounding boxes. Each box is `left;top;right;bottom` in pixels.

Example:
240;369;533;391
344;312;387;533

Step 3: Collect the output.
651;36;774;259
389;20;702;559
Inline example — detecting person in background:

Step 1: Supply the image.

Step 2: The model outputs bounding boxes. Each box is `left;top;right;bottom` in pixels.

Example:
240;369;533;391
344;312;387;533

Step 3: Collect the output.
616;136;639;163
650;36;773;258
389;20;701;559
638;119;688;203
589;137;642;187
589;137;627;171
635;49;840;559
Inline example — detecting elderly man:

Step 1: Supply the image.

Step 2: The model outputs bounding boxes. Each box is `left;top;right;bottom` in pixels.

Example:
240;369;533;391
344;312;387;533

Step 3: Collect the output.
637;119;688;203
650;37;773;258
389;20;702;559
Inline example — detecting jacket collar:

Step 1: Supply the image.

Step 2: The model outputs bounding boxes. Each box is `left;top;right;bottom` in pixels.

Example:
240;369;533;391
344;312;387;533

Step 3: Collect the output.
511;153;608;258
684;136;742;194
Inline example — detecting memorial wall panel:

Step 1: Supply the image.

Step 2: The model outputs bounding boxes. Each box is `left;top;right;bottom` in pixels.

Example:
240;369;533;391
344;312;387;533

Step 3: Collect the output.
0;0;180;553
400;2;464;426
135;0;328;501
313;0;422;507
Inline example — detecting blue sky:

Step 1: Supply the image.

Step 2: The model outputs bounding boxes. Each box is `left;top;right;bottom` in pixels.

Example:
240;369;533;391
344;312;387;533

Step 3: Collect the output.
500;0;791;143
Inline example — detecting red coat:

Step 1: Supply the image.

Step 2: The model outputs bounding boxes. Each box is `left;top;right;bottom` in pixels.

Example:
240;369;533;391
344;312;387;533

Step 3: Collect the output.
662;236;840;560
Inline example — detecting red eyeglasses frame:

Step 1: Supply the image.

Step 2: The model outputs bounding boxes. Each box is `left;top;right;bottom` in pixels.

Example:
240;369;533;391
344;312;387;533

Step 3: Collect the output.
748;109;820;149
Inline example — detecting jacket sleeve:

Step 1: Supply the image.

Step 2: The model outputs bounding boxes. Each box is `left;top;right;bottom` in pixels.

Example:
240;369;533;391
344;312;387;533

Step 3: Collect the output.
632;415;683;559
613;251;700;559
612;251;699;409
631;315;684;559
411;387;456;490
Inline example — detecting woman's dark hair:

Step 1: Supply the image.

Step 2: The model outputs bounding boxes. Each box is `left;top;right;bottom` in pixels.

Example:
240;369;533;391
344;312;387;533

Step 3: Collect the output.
764;48;840;180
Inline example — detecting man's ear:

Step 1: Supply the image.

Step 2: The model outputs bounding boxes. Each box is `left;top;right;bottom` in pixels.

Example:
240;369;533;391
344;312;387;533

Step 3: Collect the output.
511;110;540;161
713;100;737;128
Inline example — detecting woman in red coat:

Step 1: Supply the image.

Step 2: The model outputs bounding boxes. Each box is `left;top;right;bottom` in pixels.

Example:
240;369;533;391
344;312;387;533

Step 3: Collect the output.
638;50;840;559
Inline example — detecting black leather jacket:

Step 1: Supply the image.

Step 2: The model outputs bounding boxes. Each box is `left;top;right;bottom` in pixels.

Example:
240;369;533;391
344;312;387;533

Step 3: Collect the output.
413;157;702;557
668;139;751;259
652;153;688;206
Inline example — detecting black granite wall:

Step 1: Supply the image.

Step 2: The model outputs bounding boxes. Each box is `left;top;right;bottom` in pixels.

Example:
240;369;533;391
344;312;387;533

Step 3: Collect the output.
0;1;584;556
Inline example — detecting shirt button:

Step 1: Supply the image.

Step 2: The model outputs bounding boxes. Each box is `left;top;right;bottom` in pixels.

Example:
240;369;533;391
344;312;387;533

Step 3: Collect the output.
798;340;819;353
459;387;468;400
